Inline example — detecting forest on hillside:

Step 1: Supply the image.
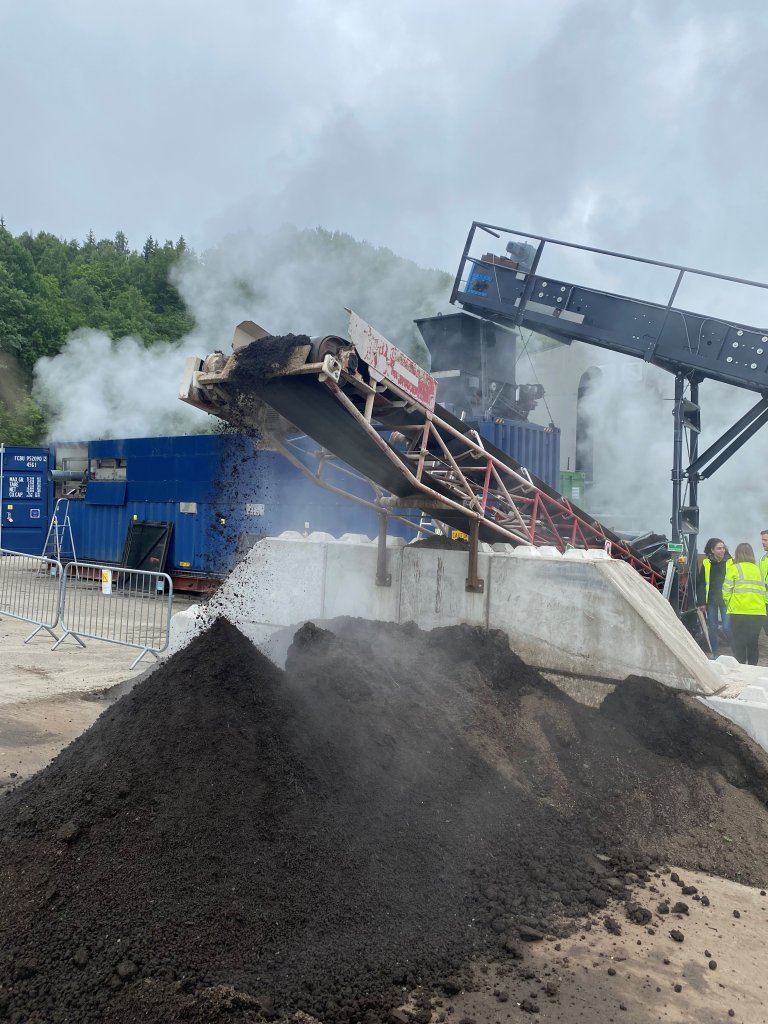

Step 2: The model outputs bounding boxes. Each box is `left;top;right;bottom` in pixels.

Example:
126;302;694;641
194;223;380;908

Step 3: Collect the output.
0;226;192;444
0;224;452;445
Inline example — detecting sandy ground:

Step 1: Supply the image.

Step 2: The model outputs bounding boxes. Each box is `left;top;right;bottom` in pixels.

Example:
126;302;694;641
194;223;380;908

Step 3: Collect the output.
0;614;158;705
1;616;767;1022
447;869;768;1022
0;612;162;789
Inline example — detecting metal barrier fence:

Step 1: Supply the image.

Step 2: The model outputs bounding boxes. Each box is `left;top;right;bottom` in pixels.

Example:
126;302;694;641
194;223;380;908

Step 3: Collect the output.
0;548;64;642
55;562;173;668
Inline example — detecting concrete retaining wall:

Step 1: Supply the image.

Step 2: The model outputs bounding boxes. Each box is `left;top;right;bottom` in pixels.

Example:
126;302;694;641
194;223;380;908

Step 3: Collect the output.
700;659;768;753
171;533;722;695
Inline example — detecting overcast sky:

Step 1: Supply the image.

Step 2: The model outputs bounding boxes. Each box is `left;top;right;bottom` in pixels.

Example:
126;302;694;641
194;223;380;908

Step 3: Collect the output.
2;0;767;279
6;0;768;544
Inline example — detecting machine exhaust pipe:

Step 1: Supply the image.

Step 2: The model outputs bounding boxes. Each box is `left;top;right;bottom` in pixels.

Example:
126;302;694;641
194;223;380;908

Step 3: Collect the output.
48;470;86;482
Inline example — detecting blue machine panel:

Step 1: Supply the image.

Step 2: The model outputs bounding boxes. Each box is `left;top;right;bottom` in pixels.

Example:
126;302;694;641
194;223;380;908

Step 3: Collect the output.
1;445;52;554
86;481;127;505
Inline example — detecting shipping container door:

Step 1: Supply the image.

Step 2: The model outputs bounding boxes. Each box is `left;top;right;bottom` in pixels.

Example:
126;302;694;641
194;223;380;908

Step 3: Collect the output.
0;445;51;554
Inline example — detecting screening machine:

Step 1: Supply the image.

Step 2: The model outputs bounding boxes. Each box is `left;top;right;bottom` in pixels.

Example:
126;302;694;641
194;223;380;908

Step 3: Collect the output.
179;311;665;593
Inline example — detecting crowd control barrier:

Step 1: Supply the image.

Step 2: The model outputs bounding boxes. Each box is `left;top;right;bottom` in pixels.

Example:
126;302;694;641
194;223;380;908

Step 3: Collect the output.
0;548;63;642
55;562;173;668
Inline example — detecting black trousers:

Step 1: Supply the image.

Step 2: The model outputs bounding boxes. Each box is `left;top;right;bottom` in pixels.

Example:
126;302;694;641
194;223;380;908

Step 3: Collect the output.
728;615;764;665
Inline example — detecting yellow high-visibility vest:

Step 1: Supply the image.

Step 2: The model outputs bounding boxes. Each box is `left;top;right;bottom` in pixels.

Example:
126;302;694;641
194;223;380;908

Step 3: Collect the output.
723;561;767;615
701;557;733;601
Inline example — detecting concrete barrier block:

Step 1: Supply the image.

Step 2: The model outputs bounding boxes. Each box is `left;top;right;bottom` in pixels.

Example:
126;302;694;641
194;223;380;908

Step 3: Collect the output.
537;546;562;559
713;655;740;668
561;549;611;561
400;547;489;629
703;695;768;753
167;605;204;655
593;559;720;693
322;541;401;622
510;546;542;558
738;685;768;704
306;532;336;543
337;534;373;544
489;557;624;676
275;531;306;541
487;555;720;692
207;538;327;628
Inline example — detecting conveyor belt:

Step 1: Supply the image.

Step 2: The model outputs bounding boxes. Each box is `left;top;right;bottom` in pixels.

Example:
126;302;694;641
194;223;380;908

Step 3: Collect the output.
251;375;665;584
181;318;667;588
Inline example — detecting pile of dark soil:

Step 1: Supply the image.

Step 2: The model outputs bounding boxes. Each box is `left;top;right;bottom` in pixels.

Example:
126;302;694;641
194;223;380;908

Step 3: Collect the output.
2;617;768;1024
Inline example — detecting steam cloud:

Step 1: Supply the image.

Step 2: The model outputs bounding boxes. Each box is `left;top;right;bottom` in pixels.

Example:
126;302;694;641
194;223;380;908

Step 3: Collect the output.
171;226;449;367
33;330;210;441
570;354;763;548
32;226;451;443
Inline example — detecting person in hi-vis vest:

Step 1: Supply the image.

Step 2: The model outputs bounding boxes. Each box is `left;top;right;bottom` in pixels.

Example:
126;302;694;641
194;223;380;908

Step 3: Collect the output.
723;542;768;665
696;537;733;658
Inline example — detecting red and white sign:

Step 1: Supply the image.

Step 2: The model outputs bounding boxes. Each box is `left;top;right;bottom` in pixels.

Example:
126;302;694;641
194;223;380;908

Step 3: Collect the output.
347;310;437;411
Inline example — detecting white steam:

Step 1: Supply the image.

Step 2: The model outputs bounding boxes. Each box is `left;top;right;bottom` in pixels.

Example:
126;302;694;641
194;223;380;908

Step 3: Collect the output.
172;226;450;367
33;329;211;441
577;358;766;549
32;226;452;443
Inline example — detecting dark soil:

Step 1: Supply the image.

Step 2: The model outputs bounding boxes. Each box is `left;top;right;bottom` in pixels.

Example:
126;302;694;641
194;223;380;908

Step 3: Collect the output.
1;617;768;1023
229;334;311;391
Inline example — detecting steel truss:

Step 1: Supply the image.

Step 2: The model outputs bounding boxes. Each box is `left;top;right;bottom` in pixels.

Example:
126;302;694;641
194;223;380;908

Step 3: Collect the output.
291;369;665;590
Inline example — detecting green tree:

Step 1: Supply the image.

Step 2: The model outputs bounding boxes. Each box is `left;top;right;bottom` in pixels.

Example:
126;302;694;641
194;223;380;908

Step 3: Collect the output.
0;394;47;445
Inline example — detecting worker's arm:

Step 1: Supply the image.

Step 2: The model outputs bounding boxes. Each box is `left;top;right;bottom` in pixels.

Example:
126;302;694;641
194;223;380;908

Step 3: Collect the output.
722;569;735;610
696;564;706;608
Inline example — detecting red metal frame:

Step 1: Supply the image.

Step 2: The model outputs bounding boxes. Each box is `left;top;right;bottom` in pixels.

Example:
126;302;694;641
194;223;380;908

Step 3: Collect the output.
325;381;665;588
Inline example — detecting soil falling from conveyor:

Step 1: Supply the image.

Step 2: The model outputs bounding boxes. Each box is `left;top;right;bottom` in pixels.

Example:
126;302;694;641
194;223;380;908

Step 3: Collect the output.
1;617;768;1023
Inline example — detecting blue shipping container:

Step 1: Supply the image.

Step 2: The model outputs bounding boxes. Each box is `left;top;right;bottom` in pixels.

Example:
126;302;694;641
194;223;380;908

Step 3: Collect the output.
0;444;52;554
472;419;560;490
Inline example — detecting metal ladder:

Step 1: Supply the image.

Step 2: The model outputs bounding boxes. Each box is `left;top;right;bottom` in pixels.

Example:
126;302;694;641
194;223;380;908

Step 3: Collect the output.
39;498;78;571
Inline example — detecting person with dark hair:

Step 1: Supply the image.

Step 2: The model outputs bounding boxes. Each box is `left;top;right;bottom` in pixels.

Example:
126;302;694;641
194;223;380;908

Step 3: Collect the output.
696;537;732;657
723;542;767;665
